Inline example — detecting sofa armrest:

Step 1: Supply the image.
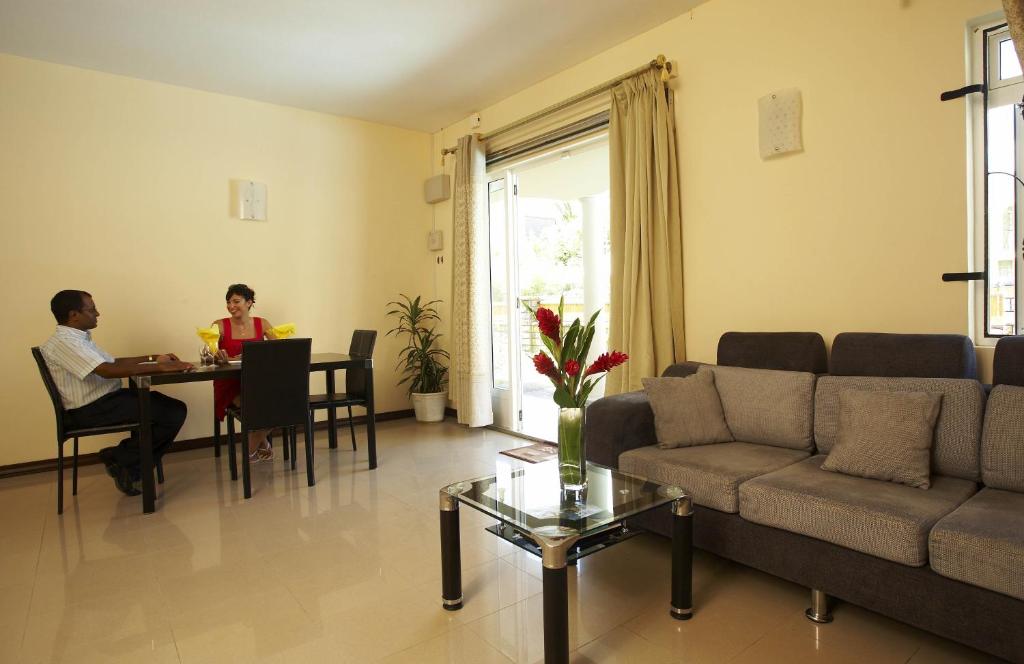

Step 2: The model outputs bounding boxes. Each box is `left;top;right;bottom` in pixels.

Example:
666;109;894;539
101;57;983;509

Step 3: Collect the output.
585;391;656;469
661;361;702;377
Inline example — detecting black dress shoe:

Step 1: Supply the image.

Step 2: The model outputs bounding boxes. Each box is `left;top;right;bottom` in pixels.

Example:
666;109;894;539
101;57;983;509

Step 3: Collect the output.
113;468;141;496
98;448;119;478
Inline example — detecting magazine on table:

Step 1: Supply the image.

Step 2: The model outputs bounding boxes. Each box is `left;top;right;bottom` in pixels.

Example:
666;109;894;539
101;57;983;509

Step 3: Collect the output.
500;442;558;463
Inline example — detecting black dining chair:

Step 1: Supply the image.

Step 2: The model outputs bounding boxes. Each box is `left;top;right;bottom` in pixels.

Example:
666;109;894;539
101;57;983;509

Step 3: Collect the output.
309;330;377;450
224;338;313;498
31;347;164;514
216;402;287;461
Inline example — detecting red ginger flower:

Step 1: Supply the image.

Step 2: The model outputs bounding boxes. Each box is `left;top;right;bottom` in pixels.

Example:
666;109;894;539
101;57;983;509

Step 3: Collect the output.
535;308;561;345
565;360;580;377
585;351;629;376
533;352;557;378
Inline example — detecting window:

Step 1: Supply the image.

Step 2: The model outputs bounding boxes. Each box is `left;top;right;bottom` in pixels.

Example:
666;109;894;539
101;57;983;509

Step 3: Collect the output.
970;22;1023;339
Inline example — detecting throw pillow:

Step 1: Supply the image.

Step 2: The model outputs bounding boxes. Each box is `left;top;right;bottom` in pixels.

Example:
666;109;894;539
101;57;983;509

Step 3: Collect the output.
822;389;942;489
642;368;734;449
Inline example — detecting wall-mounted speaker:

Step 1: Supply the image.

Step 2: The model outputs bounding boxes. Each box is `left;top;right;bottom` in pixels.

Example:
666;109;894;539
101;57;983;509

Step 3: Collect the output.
758;88;803;159
424;174;451;204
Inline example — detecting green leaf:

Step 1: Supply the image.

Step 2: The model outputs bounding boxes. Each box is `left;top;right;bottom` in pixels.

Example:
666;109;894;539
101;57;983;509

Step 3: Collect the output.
385;293;450;395
553;384;576;408
563;322;581;363
578;326;596;368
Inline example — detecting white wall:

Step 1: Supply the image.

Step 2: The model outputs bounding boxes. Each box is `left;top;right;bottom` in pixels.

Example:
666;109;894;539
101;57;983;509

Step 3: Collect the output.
431;0;1002;381
0;54;434;466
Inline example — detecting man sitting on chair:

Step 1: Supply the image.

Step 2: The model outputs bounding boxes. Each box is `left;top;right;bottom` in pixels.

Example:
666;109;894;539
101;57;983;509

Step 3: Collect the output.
40;290;192;496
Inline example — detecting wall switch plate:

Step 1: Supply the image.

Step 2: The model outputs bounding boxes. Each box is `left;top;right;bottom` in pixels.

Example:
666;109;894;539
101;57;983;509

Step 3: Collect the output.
428;229;443;251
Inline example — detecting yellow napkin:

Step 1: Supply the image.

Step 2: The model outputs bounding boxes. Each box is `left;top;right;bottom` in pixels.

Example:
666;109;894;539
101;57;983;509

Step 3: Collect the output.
196;326;220;353
270;323;296;339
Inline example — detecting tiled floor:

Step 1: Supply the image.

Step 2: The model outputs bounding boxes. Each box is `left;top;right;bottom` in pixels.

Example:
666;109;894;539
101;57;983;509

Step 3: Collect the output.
0;419;1006;663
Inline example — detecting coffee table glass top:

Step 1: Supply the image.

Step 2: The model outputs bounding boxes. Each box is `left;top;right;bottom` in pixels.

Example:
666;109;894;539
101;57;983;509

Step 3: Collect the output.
446;459;683;537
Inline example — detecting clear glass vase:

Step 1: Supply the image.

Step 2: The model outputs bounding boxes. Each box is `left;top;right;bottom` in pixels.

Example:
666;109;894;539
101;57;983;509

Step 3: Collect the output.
557;407;587;491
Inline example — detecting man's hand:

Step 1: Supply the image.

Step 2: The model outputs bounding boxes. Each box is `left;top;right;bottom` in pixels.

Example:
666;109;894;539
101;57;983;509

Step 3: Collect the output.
156;353;181;362
157;360;193;373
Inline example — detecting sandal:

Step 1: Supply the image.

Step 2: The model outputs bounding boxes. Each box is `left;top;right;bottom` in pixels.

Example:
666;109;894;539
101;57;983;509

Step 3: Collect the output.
249;439;274;463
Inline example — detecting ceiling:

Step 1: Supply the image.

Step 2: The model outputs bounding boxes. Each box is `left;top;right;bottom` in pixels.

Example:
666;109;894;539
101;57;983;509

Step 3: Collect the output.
0;0;701;132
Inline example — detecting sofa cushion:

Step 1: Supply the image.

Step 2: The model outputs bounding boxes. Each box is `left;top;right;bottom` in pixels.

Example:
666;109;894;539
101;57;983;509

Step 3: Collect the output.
829;332;978;379
717;332;828;374
738;456;977;566
929;488;1024;601
980;385;1024;491
992;336;1024;387
821;390;942;489
620;442;809;513
709;366;815;451
814;376;984;481
642;369;733;449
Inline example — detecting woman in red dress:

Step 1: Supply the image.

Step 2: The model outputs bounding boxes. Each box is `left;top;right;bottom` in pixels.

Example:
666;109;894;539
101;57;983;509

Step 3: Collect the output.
213;284;277;461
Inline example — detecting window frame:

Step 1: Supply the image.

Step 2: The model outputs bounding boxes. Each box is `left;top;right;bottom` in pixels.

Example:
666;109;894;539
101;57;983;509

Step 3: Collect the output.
970;20;1023;343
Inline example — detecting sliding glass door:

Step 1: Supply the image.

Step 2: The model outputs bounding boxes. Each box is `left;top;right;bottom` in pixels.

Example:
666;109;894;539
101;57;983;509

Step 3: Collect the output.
488;137;610;440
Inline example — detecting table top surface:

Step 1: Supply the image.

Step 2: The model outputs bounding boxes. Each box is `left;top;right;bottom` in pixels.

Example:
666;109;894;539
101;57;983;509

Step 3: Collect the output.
129;352;372;386
447;460;682;538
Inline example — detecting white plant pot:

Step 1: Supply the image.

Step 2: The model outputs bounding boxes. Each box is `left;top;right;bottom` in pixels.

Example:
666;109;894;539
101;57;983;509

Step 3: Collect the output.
411;391;447;423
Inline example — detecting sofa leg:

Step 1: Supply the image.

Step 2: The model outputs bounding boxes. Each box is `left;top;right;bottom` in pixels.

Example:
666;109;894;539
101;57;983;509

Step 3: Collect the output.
805;588;833;624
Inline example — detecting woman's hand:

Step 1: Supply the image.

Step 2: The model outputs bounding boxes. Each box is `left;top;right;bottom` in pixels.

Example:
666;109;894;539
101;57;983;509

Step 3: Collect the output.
215;349;231;365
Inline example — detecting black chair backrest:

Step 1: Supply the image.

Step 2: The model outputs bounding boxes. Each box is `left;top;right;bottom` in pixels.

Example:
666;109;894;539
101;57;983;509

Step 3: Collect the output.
346;330;377;398
829;332;978;379
239;338;312;429
993;336;1024;387
717;332;828;374
32;346;67;439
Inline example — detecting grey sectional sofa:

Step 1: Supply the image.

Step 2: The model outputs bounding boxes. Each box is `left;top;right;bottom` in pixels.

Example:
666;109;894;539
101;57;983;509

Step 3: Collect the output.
587;332;1023;663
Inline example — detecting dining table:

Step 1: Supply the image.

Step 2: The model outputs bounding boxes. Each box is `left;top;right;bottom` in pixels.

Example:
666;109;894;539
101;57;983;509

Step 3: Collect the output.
129;352;376;514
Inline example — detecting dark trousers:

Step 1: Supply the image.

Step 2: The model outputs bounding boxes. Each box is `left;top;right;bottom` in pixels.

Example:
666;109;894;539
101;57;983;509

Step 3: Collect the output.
66;388;187;474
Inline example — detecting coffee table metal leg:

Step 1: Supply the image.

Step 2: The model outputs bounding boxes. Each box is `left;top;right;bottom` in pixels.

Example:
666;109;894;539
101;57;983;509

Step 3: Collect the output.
671;495;694;620
531;528;581;664
439;485;464;610
542;566;569;662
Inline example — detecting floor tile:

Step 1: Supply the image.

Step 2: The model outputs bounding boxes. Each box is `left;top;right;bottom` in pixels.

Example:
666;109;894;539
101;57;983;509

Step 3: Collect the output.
0;419;1004;664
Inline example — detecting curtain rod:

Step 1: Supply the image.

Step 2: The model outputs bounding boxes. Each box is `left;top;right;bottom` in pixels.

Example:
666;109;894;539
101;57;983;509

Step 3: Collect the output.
441;55;671;157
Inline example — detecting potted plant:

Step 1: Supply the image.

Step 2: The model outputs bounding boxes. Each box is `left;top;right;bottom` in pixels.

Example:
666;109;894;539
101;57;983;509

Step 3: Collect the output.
386;294;450;422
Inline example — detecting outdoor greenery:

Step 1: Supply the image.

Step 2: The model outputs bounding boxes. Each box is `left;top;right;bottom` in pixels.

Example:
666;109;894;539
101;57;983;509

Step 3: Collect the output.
386;294;450;395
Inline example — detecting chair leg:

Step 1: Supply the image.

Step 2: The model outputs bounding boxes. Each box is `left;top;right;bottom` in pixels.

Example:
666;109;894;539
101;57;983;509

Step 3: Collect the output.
291;426;297;471
57;443;64;515
157;459;165;484
305;413;315;487
347;406;357;451
242;425;252;499
282;427;290;462
227;415;238;481
72;437;79;496
214;415;221;458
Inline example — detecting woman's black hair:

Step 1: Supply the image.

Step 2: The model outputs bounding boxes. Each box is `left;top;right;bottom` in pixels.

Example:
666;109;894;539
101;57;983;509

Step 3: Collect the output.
225;283;255;303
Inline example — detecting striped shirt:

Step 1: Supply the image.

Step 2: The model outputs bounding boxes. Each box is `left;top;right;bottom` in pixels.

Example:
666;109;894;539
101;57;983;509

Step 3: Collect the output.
40;326;121;410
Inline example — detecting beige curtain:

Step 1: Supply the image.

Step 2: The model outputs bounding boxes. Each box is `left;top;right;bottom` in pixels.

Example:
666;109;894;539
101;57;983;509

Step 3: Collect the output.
450;134;494;427
605;69;685;395
1006;1;1024;69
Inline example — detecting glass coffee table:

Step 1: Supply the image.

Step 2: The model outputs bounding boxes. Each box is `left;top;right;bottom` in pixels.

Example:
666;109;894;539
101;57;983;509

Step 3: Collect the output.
438;458;693;664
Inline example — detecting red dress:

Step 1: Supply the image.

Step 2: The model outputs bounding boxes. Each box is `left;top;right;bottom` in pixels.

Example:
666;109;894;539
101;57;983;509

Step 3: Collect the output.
213;317;263;420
